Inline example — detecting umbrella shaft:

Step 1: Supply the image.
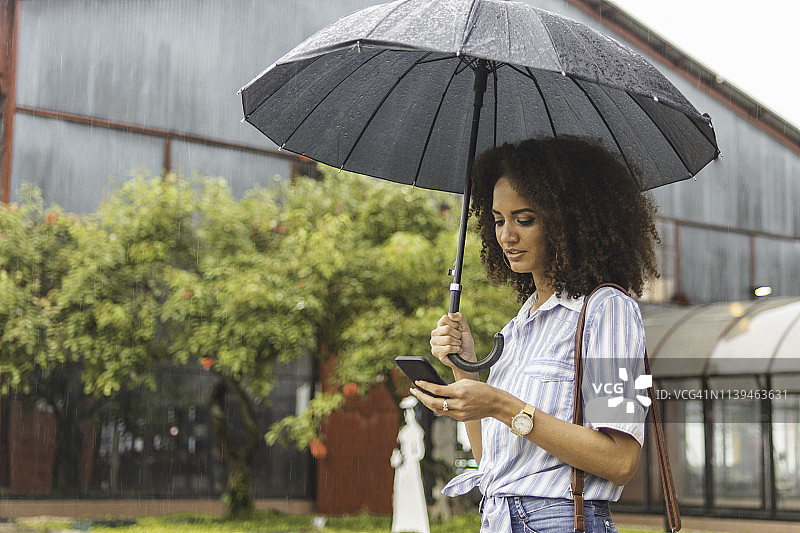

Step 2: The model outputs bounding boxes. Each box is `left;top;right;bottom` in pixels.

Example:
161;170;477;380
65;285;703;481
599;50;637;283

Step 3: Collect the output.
449;59;489;314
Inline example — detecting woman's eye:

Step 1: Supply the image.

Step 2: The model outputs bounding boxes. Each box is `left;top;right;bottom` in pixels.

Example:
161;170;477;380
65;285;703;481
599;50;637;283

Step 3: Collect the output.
493;219;504;227
517;218;535;226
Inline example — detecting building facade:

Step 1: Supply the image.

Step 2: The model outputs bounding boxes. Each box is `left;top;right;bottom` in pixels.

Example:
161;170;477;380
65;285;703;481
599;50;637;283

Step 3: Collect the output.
1;0;799;521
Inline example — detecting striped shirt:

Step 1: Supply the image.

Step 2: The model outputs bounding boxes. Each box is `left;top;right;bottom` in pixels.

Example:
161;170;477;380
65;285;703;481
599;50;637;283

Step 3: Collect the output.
443;287;648;532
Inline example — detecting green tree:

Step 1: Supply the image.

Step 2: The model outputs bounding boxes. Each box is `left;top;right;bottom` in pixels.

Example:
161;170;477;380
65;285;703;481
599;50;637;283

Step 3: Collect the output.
161;177;318;517
0;185;72;391
57;172;317;517
56;173;198;397
10;166;516;514
0;186;95;495
265;167;518;450
50;173;199;498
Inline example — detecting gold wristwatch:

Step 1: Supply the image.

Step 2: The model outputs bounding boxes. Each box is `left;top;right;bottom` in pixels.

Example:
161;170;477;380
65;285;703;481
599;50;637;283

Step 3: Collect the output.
510;403;536;436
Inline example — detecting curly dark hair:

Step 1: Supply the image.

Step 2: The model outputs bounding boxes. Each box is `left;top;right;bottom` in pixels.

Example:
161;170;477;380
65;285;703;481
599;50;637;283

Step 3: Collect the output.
470;137;660;301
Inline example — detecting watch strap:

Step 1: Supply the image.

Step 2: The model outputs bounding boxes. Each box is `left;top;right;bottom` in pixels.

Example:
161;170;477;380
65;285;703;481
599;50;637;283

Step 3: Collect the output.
521;403;536;418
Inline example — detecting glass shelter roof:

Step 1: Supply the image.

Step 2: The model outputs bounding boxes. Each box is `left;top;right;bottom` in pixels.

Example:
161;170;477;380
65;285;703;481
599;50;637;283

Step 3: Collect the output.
640;297;800;378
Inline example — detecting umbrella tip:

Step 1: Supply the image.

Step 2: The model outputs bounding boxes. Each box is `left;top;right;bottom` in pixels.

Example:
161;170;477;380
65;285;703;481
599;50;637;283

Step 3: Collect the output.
240;118;246;124
279;143;286;151
653;96;659;102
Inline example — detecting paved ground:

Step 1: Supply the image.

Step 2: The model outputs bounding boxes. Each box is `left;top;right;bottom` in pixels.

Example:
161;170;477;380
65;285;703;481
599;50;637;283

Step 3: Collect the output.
2;513;799;532
615;512;800;533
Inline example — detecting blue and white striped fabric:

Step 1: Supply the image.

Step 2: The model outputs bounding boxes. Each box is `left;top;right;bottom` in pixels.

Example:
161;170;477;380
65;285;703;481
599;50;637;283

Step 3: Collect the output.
443;287;648;532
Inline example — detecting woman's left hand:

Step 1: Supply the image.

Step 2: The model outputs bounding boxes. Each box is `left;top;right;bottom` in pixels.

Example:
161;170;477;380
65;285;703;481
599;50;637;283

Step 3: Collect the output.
410;379;510;422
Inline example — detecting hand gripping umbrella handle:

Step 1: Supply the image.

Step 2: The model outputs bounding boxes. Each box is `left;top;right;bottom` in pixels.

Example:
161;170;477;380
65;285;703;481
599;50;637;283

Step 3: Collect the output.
444;59;505;373
446;333;504;372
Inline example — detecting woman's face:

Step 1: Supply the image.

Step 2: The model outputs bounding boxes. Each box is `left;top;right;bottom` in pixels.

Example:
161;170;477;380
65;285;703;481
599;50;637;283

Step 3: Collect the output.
492;177;548;276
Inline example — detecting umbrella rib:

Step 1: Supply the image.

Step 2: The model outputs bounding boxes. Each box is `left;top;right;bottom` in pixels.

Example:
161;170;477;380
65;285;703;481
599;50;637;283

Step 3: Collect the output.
279;49;389;150
242;55;324;117
570;78;639;184
413;57;463;187
458;0;482;55
493;66;498;148
363;1;409;40
455;56;475;76
629;94;694;177
526;67;557;138
537;10;566;74
506;63;534;80
692;113;718;150
418;55;462;65
341;52;434;169
503;3;512;60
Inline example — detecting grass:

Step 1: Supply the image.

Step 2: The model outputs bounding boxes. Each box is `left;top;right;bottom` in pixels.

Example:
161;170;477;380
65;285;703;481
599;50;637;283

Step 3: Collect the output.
11;511;679;533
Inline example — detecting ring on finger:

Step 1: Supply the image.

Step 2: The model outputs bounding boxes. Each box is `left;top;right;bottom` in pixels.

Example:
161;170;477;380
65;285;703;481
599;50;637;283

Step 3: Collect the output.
442;399;449;412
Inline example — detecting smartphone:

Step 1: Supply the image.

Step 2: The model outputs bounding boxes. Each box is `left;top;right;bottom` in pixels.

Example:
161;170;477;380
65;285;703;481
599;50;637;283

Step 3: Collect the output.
395;356;450;398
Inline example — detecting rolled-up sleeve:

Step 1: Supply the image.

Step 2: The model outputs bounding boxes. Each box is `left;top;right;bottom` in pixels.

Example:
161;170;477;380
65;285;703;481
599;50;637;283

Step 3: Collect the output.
580;290;648;446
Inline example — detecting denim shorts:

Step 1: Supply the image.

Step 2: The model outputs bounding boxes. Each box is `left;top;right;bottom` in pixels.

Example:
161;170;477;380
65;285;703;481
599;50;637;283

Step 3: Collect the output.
507;496;618;533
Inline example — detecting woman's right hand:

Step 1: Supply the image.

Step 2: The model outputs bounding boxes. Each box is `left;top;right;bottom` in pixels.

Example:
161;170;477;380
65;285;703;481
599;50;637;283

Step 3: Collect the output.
430;312;478;379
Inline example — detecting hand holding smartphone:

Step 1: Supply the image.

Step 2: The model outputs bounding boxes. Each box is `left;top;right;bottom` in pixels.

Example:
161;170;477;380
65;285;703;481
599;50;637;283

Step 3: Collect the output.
395;356;450;398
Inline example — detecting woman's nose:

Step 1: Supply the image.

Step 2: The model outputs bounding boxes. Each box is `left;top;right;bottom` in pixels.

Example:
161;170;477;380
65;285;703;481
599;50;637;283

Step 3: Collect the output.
499;223;517;244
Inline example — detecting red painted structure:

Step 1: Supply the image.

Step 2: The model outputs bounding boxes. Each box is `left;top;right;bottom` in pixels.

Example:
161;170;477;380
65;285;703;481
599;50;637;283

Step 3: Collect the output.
315;360;399;515
0;399;94;494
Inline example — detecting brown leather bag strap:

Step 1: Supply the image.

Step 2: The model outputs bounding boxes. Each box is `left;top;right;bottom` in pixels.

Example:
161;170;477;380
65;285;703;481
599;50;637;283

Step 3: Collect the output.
572;283;681;533
645;355;682;532
572;284;620;532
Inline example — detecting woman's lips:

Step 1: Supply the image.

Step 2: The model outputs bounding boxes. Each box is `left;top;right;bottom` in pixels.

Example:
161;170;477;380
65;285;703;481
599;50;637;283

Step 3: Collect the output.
505;250;525;261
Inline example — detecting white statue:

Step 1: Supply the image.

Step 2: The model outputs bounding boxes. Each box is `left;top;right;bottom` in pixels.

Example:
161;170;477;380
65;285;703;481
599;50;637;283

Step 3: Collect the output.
391;396;430;533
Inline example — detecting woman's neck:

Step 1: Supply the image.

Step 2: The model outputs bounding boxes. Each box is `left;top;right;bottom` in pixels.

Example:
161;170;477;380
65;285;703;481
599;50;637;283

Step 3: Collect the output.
532;273;556;312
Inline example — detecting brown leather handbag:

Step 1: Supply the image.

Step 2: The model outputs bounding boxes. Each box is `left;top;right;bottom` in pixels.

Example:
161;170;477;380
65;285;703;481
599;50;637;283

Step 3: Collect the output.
571;283;681;532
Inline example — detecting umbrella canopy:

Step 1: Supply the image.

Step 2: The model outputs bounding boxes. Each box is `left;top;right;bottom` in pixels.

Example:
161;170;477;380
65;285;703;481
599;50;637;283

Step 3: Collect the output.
239;0;720;371
241;0;719;192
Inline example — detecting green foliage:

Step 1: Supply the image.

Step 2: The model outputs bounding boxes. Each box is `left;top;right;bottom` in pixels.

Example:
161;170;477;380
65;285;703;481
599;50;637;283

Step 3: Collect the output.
161;176;318;399
81;510;484;533
0;184;73;393
267;167;518;447
265;391;344;449
56;173;197;396
60;511;672;533
2;165;518;454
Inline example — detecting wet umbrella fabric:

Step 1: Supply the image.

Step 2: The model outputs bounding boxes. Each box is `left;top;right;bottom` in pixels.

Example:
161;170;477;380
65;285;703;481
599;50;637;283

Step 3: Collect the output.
241;0;718;191
240;0;719;370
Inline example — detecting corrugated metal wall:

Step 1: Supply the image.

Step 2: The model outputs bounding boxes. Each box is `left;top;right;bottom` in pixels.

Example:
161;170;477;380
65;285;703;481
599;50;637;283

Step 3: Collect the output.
9;0;800;299
5;0;800;515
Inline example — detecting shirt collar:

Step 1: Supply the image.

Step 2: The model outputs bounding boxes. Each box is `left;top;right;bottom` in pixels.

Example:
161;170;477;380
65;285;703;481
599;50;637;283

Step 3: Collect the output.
517;291;585;321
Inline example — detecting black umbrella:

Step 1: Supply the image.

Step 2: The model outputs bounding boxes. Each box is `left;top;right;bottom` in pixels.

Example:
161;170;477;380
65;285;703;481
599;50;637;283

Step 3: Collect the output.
240;0;719;371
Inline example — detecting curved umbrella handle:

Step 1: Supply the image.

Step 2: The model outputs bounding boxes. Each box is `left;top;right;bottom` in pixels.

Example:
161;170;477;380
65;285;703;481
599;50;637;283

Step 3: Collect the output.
444;60;504;374
447;333;504;372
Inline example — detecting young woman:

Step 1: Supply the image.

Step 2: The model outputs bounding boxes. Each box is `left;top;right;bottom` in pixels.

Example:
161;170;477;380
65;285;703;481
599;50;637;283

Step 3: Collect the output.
410;137;660;533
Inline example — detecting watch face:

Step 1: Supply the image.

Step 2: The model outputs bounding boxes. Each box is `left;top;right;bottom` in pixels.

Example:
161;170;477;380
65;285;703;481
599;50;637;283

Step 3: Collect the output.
512;413;533;435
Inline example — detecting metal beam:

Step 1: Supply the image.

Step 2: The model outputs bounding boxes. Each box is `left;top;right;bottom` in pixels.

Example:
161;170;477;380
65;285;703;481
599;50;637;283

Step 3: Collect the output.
0;0;18;203
15;105;299;162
